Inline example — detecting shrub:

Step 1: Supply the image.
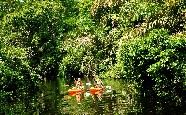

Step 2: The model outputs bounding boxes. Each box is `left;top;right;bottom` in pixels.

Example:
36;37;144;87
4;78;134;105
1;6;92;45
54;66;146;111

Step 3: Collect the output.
0;1;64;102
0;1;64;79
117;29;186;108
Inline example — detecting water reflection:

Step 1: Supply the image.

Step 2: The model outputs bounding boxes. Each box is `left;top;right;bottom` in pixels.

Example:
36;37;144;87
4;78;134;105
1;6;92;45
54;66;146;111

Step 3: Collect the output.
1;79;141;114
2;78;186;114
62;79;141;114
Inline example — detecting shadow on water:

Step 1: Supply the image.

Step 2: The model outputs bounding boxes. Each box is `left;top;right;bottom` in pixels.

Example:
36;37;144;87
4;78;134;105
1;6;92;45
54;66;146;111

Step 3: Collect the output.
0;79;142;114
38;80;61;114
1;78;186;114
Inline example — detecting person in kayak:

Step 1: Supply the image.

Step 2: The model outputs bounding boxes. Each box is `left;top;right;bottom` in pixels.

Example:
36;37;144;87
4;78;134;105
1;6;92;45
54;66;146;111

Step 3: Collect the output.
94;77;104;88
74;78;84;89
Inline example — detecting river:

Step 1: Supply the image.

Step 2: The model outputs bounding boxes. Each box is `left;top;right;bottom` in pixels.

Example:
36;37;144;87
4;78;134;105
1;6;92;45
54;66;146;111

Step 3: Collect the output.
1;78;185;114
1;78;142;114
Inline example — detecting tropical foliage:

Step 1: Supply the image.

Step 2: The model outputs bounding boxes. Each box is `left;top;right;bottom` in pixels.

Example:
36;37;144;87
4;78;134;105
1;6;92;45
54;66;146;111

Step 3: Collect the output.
0;0;186;113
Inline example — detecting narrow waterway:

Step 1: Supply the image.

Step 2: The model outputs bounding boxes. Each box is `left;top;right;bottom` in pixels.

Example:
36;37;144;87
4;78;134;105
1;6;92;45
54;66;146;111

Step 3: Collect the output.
1;79;141;114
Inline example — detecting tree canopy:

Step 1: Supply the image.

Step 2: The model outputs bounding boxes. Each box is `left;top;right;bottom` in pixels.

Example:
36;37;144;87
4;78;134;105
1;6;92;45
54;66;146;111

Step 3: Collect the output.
0;0;186;112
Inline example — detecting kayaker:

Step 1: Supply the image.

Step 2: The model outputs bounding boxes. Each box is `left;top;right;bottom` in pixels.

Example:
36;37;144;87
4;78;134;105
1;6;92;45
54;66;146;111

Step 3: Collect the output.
94;77;104;88
74;78;83;89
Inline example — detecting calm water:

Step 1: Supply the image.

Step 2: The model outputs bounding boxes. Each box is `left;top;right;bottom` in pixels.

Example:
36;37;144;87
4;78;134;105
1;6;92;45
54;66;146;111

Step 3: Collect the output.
3;78;185;114
60;79;141;114
1;79;141;114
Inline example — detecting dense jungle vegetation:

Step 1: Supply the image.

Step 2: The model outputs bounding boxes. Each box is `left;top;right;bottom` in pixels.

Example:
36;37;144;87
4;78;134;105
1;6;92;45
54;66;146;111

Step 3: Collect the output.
1;0;186;113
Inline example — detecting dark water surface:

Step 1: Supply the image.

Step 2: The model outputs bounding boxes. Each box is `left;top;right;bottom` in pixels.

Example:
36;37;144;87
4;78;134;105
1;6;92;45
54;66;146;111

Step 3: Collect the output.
2;79;185;114
0;79;186;115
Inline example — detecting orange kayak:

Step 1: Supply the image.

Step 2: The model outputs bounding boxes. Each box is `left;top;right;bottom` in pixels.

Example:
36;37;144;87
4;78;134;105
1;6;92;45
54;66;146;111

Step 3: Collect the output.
89;87;103;91
89;87;104;94
68;89;84;96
